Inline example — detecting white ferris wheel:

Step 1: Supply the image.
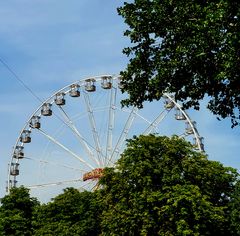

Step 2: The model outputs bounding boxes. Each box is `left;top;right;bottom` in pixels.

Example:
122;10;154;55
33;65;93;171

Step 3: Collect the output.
7;75;204;201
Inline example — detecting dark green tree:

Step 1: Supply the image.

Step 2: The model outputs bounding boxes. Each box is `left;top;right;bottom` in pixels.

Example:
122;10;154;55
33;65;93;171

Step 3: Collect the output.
229;180;240;235
118;0;240;127
33;188;102;236
0;186;39;236
99;135;239;235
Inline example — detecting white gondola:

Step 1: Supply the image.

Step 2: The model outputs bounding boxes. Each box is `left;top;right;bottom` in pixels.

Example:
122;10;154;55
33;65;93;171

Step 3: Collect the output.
6;180;17;192
193;137;204;151
164;98;175;110
13;146;24;159
118;76;124;89
69;84;80;97
101;76;112;89
10;163;19;176
85;79;96;92
185;121;196;135
20;130;31;143
55;92;65;106
30;116;41;129
175;107;186;120
41;103;52;116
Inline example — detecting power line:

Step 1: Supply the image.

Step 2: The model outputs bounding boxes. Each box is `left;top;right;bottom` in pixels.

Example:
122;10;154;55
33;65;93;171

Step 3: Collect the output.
0;57;99;153
0;57;103;156
0;57;43;103
0;57;67;124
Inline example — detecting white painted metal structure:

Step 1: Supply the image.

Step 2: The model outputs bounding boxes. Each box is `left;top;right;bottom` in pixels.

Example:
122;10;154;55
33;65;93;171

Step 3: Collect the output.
7;75;204;200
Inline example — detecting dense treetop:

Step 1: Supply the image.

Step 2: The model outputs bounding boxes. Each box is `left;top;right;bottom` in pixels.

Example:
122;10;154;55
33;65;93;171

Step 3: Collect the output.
0;135;239;235
118;0;240;127
99;135;240;235
0;187;39;236
33;188;101;236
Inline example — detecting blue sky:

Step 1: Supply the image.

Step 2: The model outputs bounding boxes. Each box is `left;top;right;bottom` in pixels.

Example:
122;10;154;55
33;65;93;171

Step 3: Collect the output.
0;1;239;201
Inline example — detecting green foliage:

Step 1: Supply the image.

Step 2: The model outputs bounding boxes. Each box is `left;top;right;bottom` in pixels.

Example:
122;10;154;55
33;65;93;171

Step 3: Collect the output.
1;137;239;235
118;0;240;127
229;180;240;235
33;188;102;236
99;135;239;235
0;186;39;236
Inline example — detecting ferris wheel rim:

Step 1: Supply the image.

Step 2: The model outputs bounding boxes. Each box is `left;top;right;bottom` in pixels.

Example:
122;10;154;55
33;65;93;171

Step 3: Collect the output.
7;74;204;195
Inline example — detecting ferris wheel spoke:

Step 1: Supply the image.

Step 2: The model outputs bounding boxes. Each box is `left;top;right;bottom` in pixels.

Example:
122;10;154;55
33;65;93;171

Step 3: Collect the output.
108;106;138;165
26;178;84;189
106;87;117;161
78;180;98;192
83;92;105;166
115;106;155;126
57;106;100;166
143;109;170;135
179;132;190;138
25;156;86;172
37;128;94;169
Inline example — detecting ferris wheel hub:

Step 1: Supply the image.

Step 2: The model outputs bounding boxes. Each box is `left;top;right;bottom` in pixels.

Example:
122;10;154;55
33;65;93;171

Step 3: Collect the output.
83;168;104;181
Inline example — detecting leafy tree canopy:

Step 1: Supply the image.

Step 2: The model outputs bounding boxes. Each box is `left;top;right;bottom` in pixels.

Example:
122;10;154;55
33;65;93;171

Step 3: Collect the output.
0;186;39;236
118;0;240;127
229;180;240;235
99;135;240;235
1;138;239;235
33;188;102;236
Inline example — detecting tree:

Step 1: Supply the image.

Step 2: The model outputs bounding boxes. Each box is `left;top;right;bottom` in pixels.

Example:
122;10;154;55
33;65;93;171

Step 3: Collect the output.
0;186;39;236
33;188;102;236
118;0;240;127
229;180;240;235
99;135;239;235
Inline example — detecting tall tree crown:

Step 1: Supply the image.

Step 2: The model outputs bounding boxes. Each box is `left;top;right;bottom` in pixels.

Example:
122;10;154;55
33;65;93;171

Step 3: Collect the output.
118;0;240;127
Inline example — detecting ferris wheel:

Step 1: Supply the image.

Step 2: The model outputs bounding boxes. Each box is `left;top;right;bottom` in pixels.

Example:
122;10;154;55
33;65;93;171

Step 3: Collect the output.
7;75;204;201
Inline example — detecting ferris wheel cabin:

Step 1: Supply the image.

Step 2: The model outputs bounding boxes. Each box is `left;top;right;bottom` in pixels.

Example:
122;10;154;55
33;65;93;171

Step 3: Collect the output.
85;78;96;92
10;163;19;176
101;76;112;89
185;121;196;135
20;130;31;143
30;116;41;129
41;103;52;116
175;107;186;120
55;92;66;106
13;146;24;159
69;84;80;97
